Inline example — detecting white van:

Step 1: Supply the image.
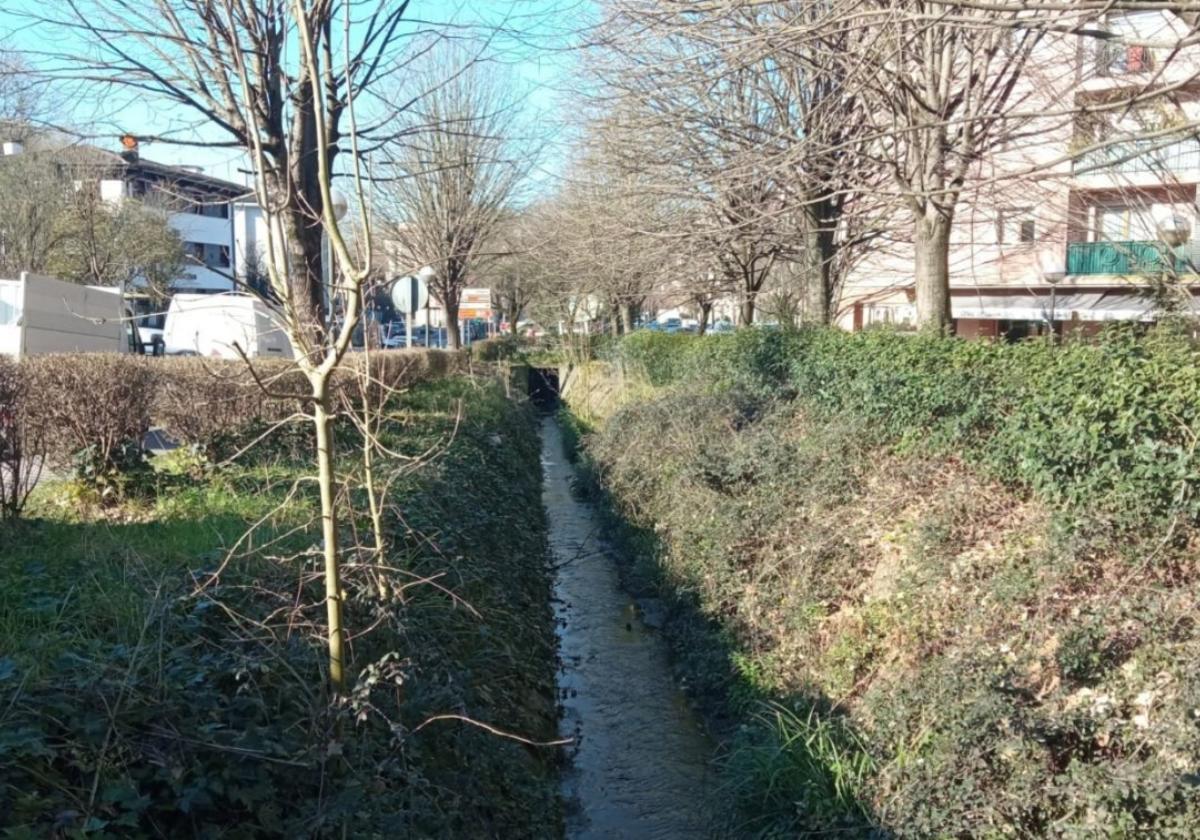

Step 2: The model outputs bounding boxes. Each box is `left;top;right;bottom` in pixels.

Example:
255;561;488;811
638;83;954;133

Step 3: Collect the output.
162;293;293;360
0;272;137;358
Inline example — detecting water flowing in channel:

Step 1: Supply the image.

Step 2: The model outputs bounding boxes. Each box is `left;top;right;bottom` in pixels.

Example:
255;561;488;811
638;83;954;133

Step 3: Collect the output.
541;417;719;839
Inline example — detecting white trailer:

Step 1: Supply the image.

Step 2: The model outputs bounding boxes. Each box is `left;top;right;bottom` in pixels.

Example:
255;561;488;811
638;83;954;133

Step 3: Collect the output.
162;293;293;360
0;272;134;358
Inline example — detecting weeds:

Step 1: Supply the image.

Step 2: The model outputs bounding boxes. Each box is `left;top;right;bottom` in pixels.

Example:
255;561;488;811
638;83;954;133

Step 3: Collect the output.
0;374;562;837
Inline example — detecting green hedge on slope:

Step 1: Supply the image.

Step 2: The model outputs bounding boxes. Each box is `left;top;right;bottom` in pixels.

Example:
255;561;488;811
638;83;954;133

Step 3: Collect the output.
617;325;1200;526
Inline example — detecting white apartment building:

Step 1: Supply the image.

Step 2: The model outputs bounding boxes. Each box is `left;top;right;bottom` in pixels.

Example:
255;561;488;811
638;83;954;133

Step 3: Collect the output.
94;147;252;294
838;10;1200;339
1;137;260;296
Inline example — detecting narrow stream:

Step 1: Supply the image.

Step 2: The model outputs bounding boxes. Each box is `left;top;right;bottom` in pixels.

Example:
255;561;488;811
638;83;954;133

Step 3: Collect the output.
541;417;718;839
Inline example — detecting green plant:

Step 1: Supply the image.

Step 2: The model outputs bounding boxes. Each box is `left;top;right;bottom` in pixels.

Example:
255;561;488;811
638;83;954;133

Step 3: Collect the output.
0;374;562;837
578;331;1200;837
724;702;877;836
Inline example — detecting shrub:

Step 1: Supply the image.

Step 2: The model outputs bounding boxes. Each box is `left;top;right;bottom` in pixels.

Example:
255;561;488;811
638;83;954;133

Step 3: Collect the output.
0;349;466;506
153;356;302;454
0;358;45;518
470;333;528;362
0;375;561;836
156;351;462;460
612;325;1200;525
582;378;1200;837
23;354;158;497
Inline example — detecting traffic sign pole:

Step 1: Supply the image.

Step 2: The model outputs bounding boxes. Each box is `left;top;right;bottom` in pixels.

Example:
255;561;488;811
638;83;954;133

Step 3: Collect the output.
391;274;428;350
406;276;415;351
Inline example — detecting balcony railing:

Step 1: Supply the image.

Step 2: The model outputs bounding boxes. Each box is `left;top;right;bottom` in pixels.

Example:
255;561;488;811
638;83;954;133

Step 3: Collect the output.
1094;41;1154;77
1066;240;1192;275
1072;138;1200;175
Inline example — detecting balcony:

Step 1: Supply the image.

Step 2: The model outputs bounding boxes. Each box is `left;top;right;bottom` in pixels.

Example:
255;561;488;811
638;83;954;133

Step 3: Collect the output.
1066;241;1191;275
1072;138;1200;176
1094;42;1154;77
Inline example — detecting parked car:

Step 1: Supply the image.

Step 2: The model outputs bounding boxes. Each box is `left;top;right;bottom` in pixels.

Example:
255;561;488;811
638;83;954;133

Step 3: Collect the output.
404;325;447;349
163;293;292;359
710;319;735;334
381;321;410;349
517;320;544;338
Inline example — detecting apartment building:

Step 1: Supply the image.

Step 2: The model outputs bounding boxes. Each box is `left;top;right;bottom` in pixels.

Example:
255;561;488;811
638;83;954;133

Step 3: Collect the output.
838;10;1200;338
1;136;259;295
95;141;252;294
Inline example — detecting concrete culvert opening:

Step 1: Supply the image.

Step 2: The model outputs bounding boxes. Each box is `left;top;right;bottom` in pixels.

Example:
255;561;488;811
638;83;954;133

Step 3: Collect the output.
528;367;560;411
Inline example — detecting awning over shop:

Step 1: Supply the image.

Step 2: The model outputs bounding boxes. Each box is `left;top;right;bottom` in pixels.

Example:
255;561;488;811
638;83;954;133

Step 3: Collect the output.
952;291;1170;322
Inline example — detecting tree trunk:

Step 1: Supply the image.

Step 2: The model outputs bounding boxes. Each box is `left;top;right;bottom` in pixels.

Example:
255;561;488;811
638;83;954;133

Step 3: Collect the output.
264;169;326;352
914;211;953;331
801;204;833;325
445;310;462;349
697;302;712;336
741;292;756;326
619;302;636;334
312;385;345;692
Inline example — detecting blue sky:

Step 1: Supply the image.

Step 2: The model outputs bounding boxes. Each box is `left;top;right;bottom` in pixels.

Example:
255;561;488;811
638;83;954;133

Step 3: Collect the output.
0;1;587;189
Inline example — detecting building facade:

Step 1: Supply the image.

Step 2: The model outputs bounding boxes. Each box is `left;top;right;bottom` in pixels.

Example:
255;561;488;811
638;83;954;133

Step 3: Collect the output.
838;10;1200;338
95;148;253;294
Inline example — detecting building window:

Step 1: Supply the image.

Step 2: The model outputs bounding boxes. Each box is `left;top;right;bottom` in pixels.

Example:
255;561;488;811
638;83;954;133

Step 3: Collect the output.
184;241;231;270
998;208;1036;245
206;243;231;269
186;199;230;219
1092;205;1158;241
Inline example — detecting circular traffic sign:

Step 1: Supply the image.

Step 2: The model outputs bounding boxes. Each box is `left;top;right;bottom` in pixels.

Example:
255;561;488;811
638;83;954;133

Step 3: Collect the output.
390;275;429;312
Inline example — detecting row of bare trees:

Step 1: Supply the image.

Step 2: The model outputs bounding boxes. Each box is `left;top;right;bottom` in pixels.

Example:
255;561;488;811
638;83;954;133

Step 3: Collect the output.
6;0;1200;695
516;0;1200;333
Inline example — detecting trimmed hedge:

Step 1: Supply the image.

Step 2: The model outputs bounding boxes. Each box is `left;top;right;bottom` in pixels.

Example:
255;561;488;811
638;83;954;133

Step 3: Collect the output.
0;349;462;512
617;325;1200;526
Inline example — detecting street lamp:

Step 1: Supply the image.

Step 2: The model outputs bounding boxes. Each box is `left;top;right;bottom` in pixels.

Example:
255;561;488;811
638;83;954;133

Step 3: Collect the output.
329;190;349;222
1041;256;1066;341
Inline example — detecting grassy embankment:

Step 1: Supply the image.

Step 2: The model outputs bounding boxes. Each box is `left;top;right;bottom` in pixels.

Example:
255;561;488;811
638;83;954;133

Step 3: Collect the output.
0;374;561;837
563;327;1200;838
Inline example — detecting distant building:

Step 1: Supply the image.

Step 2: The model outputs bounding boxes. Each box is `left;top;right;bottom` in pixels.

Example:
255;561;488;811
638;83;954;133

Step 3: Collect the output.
838;9;1200;338
1;137;259;295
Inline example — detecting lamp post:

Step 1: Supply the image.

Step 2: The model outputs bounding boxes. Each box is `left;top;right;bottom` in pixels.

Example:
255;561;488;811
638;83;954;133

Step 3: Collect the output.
1041;258;1066;343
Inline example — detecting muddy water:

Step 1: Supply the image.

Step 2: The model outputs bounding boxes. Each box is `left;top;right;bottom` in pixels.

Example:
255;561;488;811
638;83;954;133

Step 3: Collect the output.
541;418;718;839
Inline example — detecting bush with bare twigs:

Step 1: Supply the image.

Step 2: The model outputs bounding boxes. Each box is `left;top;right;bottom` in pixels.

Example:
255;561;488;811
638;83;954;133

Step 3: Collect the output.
0;358;45;518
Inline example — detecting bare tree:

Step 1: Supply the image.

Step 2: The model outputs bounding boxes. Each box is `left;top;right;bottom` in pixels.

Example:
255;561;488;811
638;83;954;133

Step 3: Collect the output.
0;144;184;291
17;0;420;692
556;146;677;333
487;212;545;335
50;180;185;293
847;2;1044;328
379;47;528;349
0;149;73;274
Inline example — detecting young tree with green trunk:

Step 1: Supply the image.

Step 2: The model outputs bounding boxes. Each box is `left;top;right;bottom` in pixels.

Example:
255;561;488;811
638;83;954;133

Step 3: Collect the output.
22;0;417;693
